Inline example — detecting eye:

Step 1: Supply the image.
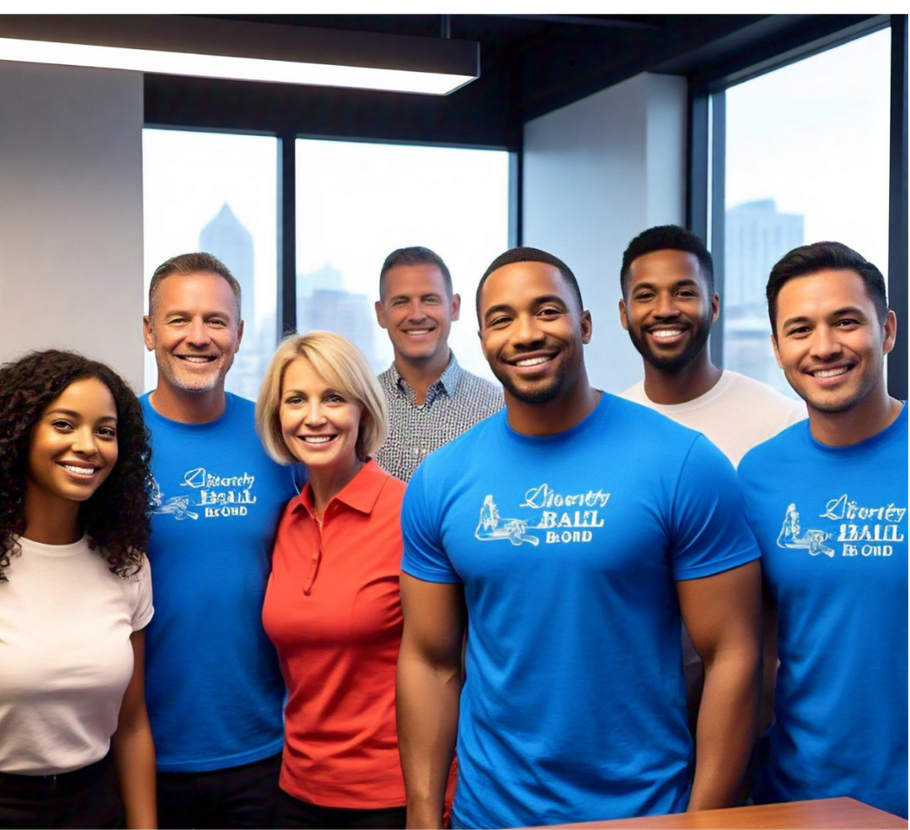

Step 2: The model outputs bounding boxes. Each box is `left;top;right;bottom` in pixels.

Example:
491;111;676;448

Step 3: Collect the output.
786;326;811;338
283;394;304;406
423;296;441;305
677;289;697;298
51;418;74;432
835;318;860;329
633;291;654;302
324;394;346;404
391;298;408;307
208;318;228;328
96;425;117;440
487;315;511;328
538;307;562;318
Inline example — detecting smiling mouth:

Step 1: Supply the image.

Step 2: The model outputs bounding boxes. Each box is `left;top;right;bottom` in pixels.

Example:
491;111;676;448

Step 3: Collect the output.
58;463;99;478
647;327;687;340
404;329;433;336
177;355;217;364
811;366;851;379
301;435;335;444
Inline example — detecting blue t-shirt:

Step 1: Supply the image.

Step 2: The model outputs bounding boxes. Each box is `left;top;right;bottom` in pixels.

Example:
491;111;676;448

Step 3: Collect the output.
402;394;760;828
738;408;908;818
141;393;297;772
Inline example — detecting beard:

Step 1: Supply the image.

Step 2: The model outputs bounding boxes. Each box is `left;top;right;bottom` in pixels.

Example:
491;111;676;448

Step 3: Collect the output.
489;362;570;405
627;320;711;373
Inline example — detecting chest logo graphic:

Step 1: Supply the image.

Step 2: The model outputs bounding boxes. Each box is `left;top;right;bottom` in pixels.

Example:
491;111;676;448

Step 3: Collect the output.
150;467;258;520
777;496;906;559
473;485;611;546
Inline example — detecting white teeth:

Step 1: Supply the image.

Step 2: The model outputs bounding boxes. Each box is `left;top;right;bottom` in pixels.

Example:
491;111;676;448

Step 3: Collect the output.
303;436;333;444
182;356;214;363
651;329;683;338
515;356;551;367
406;330;430;335
814;367;849;378
61;464;96;475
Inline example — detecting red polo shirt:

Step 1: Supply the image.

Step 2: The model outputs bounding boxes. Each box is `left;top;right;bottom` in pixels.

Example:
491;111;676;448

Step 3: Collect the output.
262;459;407;809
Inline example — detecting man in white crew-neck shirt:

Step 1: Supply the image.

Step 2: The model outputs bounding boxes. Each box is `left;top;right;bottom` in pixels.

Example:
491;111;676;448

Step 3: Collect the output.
617;225;803;734
617;225;804;468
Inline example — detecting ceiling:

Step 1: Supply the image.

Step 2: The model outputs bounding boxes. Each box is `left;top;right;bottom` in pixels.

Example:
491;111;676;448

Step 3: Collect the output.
144;13;882;148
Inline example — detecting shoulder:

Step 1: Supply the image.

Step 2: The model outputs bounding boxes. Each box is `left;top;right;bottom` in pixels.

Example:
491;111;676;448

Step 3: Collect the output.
415;409;505;473
739;420;807;476
455;369;504;400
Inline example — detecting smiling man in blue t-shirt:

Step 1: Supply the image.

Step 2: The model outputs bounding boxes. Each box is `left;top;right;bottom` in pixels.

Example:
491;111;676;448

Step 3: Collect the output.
397;247;763;829
738;241;907;818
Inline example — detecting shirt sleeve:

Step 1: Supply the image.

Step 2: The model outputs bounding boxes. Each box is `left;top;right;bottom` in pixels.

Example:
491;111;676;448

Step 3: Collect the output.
130;555;155;631
400;462;462;584
670;435;761;580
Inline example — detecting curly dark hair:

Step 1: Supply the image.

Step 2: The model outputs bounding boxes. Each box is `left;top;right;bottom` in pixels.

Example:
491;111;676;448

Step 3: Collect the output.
0;350;152;582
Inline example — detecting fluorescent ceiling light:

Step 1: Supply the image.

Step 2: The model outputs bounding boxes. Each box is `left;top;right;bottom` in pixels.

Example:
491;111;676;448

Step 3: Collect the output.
0;15;480;96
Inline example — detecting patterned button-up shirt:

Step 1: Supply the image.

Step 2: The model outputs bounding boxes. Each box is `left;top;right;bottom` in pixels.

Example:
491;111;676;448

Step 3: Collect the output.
374;353;504;482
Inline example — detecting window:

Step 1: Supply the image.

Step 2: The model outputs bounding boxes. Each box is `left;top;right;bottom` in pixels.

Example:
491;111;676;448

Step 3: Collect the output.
142;129;279;400
295;139;511;381
716;28;892;398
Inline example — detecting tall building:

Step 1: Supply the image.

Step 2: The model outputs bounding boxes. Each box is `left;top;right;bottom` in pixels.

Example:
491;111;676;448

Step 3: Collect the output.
200;203;255;324
724;199;804;313
723;199;804;398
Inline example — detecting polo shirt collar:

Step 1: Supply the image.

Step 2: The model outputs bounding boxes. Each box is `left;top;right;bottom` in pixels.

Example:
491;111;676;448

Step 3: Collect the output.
292;458;387;518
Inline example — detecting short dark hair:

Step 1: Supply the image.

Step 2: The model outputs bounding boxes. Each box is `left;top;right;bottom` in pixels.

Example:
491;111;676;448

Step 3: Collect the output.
149;252;242;318
0;350;152;582
379;246;453;298
620;225;714;295
767;241;888;335
476;247;583;325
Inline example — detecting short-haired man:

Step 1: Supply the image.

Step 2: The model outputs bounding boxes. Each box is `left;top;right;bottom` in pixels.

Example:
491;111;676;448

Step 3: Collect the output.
397;247;762;828
617;225;805;731
374;246;502;481
141;253;296;828
618;225;804;467
738;242;907;818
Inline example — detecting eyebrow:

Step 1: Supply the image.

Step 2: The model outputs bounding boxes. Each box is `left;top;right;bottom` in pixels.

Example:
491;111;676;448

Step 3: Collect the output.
45;407;117;422
781;306;870;328
631;278;699;291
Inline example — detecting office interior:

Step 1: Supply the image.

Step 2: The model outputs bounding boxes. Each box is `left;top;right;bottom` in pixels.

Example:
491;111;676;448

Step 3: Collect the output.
0;13;906;400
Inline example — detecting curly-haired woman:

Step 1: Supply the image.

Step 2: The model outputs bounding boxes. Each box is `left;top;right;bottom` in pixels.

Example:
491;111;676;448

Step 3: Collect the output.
0;350;157;829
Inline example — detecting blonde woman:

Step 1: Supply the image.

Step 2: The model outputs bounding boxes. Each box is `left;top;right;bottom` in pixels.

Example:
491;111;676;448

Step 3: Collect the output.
256;332;407;829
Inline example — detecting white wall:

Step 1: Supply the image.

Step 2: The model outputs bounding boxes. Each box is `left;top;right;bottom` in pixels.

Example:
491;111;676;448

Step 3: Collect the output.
523;72;687;393
0;62;144;389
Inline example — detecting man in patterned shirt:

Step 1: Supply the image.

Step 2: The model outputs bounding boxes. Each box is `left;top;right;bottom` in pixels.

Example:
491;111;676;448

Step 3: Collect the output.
374;246;503;481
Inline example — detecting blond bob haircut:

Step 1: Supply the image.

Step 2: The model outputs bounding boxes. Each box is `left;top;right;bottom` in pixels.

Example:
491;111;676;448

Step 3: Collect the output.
256;331;388;466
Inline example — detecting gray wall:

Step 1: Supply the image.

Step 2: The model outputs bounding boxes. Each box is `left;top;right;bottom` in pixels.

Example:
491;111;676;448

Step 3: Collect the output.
0;62;144;389
523;73;687;393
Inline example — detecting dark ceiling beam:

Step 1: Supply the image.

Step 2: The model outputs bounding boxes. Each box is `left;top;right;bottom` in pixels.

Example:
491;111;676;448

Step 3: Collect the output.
498;15;661;32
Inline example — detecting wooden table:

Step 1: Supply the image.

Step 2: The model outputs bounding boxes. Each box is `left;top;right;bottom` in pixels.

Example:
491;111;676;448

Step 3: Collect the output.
535;798;908;829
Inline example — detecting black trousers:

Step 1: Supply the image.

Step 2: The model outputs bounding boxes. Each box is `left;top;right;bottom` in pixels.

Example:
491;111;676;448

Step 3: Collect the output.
156;752;282;829
276;791;406;830
0;753;123;829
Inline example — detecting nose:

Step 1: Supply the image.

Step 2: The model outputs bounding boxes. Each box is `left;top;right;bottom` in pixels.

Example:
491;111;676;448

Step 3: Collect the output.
513;312;545;347
653;290;679;319
304;401;327;427
810;325;841;359
186;318;211;347
405;299;427;321
71;426;100;456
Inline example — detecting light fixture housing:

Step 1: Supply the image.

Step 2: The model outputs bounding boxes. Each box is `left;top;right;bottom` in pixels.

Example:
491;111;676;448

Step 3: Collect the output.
0;15;480;95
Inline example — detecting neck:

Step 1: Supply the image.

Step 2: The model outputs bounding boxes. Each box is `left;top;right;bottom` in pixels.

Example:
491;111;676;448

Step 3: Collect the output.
808;390;903;447
642;354;722;405
394;349;451;405
22;489;82;545
149;384;227;424
505;374;601;437
308;457;365;521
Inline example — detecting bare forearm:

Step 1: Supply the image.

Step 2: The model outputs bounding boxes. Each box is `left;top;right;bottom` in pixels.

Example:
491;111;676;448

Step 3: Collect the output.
397;649;462;829
688;651;759;811
113;717;157;829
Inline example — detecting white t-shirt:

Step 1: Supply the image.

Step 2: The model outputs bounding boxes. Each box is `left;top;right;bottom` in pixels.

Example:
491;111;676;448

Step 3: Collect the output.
0;536;153;774
619;370;806;467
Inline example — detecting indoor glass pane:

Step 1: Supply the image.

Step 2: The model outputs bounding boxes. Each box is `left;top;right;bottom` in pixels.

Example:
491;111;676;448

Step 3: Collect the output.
722;28;890;398
142;128;278;400
295;139;511;382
